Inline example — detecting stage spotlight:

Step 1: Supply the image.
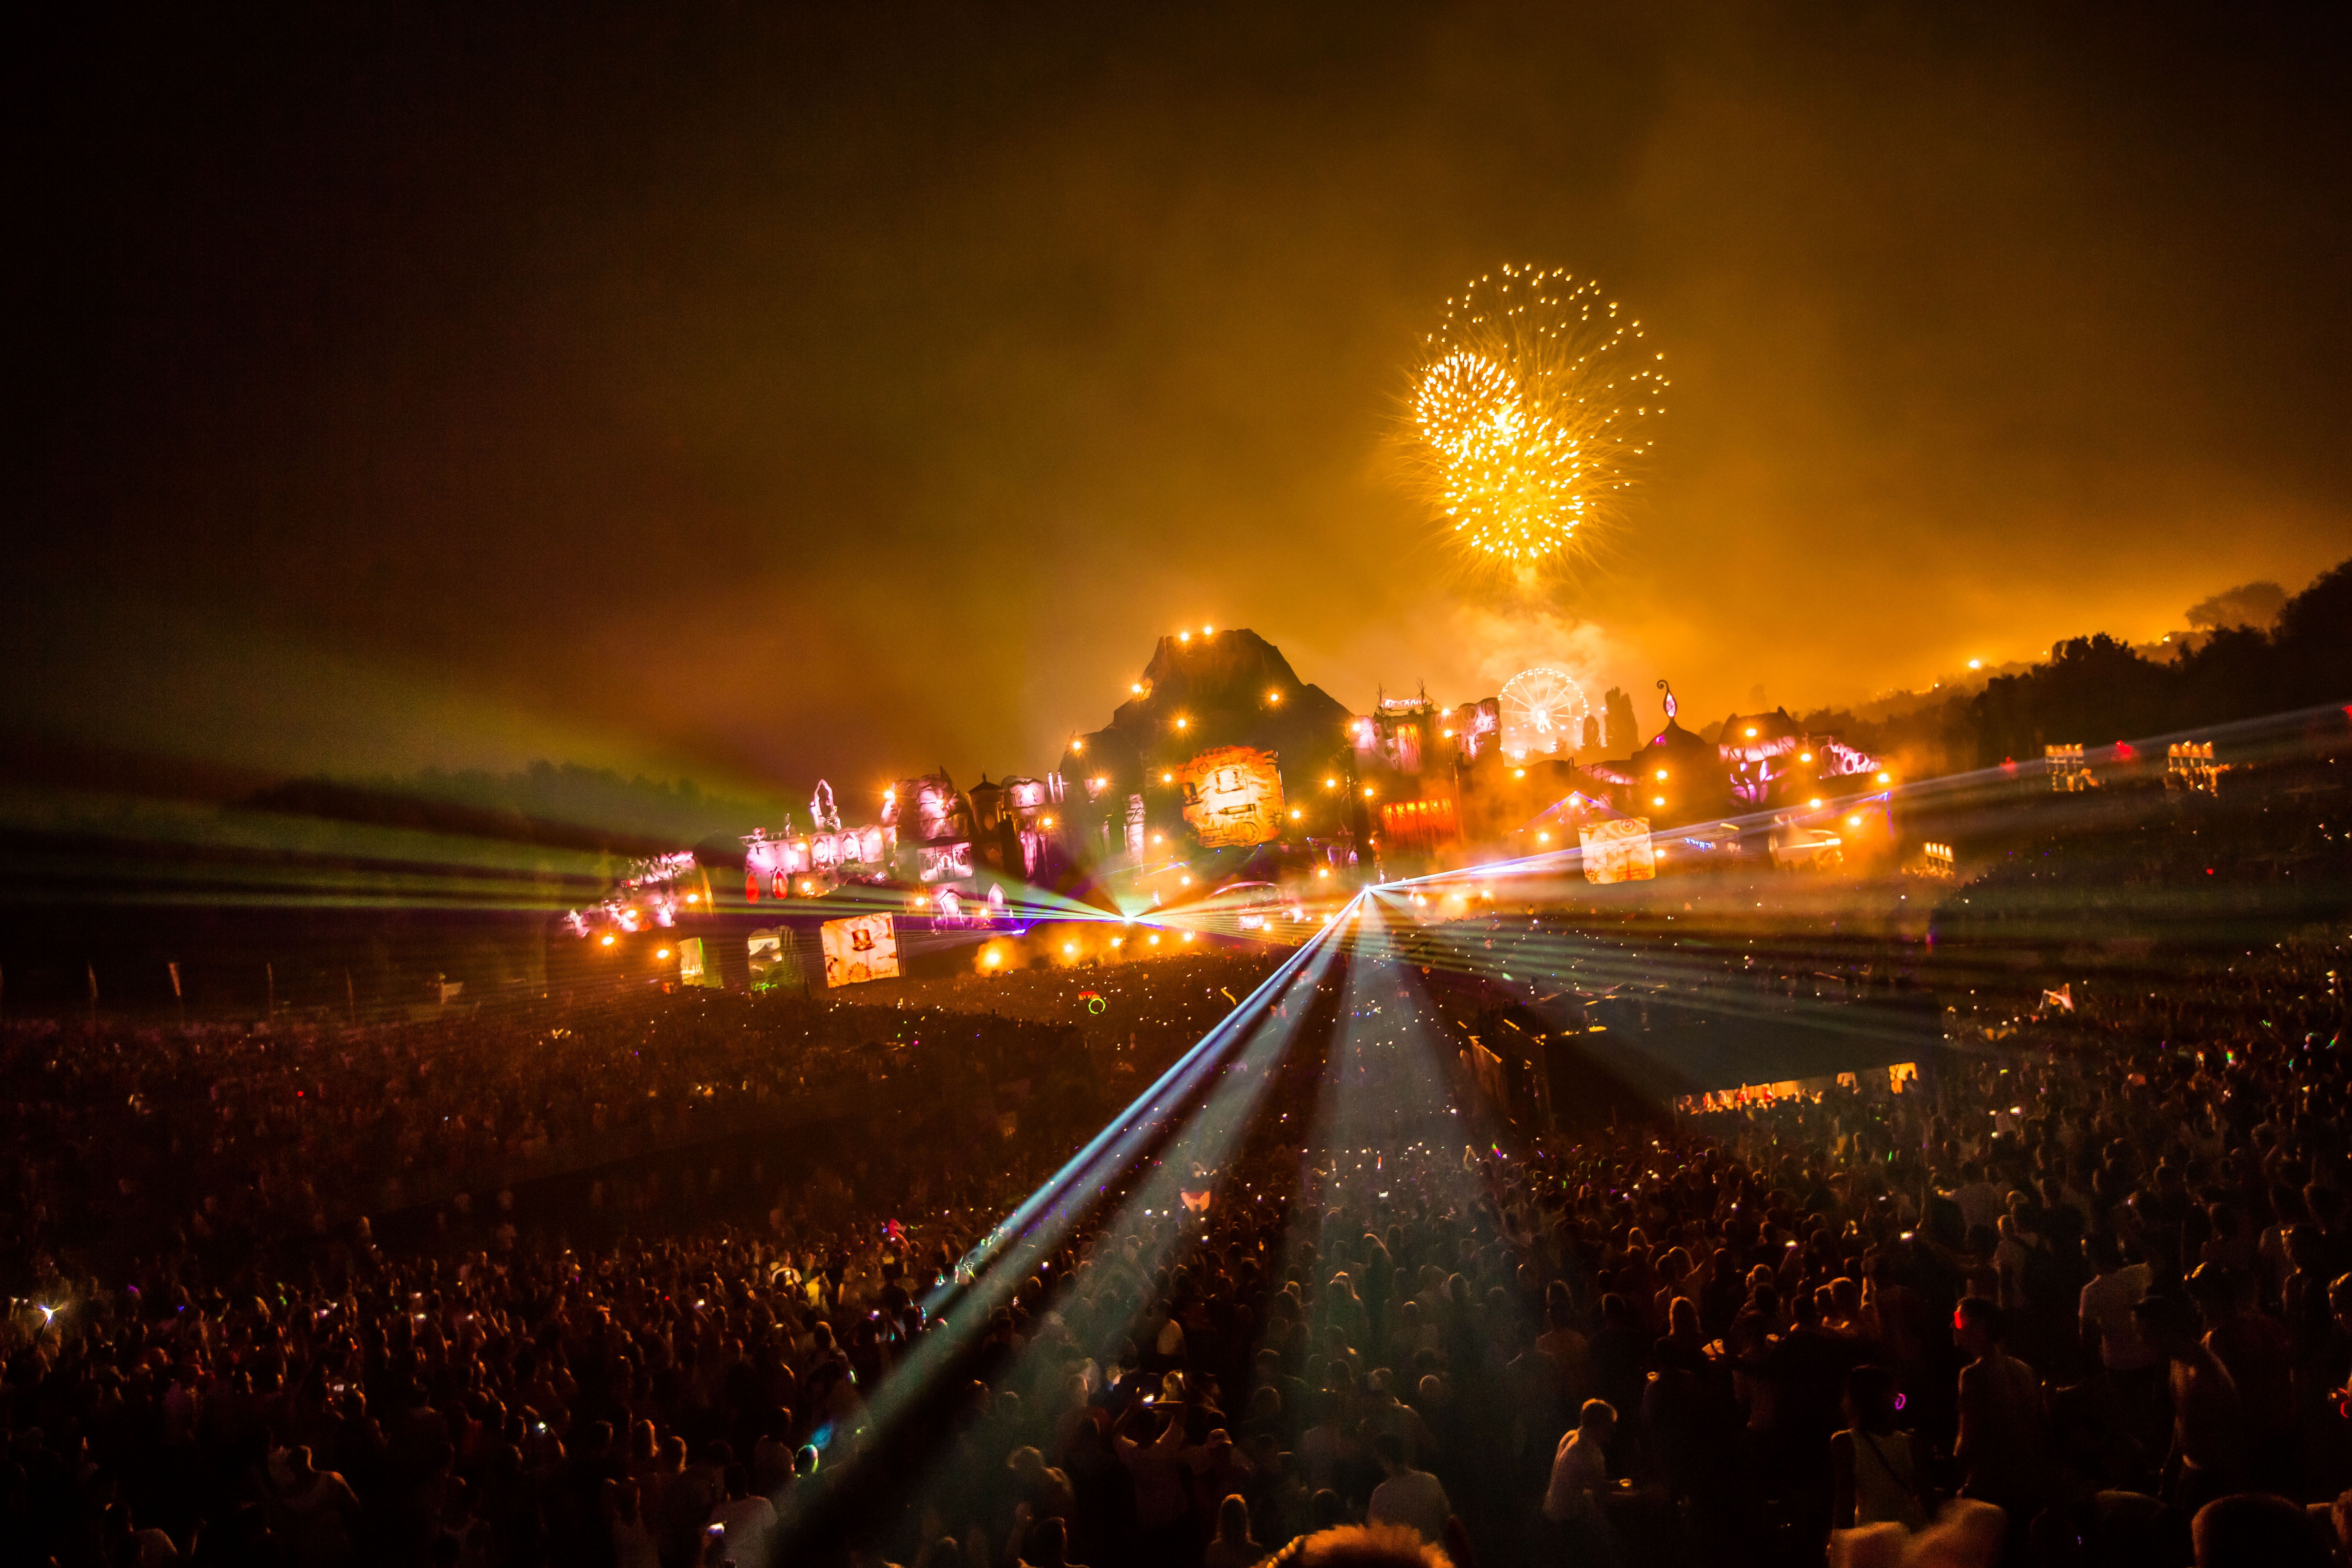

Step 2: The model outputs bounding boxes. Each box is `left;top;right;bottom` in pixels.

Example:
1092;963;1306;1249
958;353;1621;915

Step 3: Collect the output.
1653;795;1666;806
600;934;616;947
656;949;670;960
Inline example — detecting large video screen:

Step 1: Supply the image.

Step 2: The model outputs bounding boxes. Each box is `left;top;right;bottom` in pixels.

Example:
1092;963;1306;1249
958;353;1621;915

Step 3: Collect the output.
821;913;900;987
1178;746;1286;848
1580;816;1656;884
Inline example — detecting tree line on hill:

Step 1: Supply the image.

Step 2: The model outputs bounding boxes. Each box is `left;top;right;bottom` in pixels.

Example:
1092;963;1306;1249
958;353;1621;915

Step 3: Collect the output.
1793;555;2350;776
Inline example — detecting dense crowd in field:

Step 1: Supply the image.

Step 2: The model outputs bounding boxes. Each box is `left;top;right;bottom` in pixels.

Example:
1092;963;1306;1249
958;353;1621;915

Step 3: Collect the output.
3;919;2350;1568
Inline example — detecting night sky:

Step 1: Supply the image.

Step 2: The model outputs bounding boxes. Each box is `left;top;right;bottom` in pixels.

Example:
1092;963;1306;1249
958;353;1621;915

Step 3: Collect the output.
13;3;2350;804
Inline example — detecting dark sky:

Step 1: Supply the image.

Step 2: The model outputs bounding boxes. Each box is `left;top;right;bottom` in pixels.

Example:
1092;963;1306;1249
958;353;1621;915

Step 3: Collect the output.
12;2;2350;805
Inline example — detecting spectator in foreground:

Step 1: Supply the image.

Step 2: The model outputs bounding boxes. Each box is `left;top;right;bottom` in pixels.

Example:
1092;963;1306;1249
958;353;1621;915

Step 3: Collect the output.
2190;1491;2328;1568
1831;1366;1927;1531
1365;1432;1452;1547
1204;1492;1267;1568
1540;1399;1621;1566
1262;1523;1452;1567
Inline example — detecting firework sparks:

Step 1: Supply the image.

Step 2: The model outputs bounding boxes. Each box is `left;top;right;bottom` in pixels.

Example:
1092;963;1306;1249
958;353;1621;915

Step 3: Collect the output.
1405;267;1665;572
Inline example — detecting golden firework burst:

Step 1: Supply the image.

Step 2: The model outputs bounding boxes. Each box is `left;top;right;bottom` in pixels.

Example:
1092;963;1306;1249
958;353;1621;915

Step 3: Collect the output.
1404;267;1665;573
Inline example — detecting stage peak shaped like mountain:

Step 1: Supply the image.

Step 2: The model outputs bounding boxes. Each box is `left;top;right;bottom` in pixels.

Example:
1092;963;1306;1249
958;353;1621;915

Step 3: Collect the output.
1060;628;1355;784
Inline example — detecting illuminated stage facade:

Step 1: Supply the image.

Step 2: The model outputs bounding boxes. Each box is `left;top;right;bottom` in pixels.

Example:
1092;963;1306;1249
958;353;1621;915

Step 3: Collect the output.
560;625;1894;984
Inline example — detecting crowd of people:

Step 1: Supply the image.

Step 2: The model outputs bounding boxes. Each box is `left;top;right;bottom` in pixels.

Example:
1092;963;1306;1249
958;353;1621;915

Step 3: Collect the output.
3;900;2350;1567
0;950;1278;1276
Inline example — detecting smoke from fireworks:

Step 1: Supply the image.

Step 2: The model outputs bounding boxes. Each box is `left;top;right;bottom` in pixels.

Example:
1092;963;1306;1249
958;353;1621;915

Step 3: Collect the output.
1405;267;1665;575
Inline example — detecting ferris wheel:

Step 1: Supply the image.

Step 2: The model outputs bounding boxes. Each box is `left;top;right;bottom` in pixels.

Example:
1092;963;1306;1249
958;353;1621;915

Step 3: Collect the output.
1499;666;1588;760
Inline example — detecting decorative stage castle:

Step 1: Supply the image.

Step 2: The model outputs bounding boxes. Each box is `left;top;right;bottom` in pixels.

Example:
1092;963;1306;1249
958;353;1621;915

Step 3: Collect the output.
564;626;1892;946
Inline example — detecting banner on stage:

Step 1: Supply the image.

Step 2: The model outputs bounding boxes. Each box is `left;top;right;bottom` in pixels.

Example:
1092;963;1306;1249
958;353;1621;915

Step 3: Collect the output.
1580;816;1656;884
1178;746;1286;848
822;913;900;987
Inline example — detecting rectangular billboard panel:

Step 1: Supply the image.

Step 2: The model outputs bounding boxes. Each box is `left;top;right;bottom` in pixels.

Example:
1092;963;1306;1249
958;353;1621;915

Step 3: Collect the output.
1580;816;1656;884
1178;746;1286;848
821;913;900;987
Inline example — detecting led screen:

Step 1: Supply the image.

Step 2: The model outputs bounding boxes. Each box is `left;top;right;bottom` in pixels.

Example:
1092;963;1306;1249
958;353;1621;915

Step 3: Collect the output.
1177;746;1286;848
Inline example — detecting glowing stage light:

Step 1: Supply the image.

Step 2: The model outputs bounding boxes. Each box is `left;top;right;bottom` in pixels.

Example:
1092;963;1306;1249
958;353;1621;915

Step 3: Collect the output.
600;934;615;947
1809;798;1822;808
685;893;699;903
1071;739;1084;753
1363;786;1376;797
1877;771;1891;783
656;948;671;960
1267;690;1281;703
1131;683;1144;694
1063;942;1078;956
1513;768;1525;778
1800;751;1814;763
1175;717;1188;729
1744;727;1757;737
1162;772;1174;783
1289;808;1301;820
1652;795;1665;806
1179;631;1190;642
1537;831;1550;844
1847;815;1862;826
1655;768;1667;780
